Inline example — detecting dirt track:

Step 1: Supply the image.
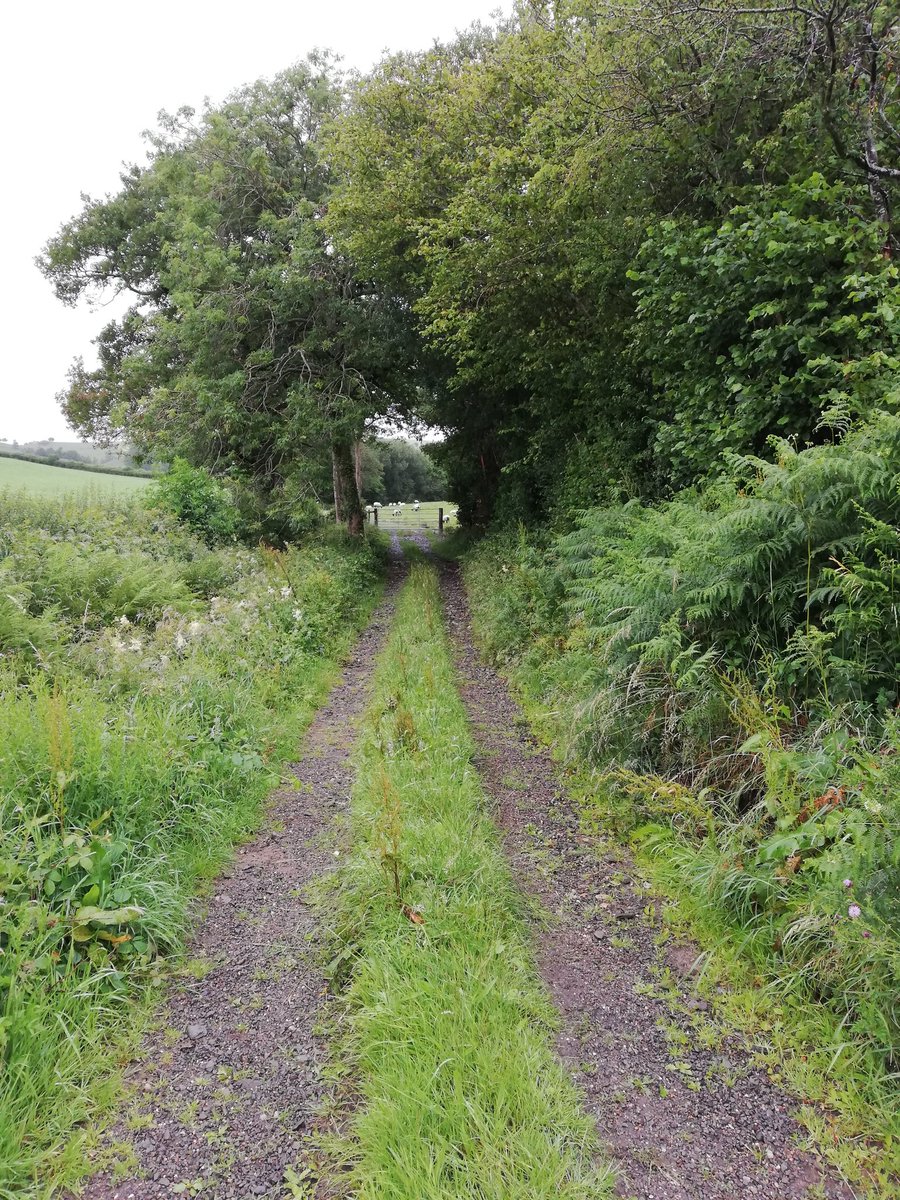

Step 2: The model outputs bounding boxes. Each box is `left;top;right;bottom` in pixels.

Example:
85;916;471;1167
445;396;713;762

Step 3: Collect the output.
75;561;405;1200
438;558;854;1200
71;549;858;1200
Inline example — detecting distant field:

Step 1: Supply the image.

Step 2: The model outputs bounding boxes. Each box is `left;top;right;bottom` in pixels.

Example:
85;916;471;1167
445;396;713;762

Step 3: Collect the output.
0;456;152;498
369;500;458;532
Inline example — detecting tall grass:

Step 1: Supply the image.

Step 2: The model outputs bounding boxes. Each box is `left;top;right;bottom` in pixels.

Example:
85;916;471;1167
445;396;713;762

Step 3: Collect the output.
0;493;385;1198
325;562;612;1199
462;411;900;1193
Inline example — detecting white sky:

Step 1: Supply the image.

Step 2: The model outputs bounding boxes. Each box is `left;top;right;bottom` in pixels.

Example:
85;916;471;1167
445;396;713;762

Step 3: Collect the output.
0;0;503;444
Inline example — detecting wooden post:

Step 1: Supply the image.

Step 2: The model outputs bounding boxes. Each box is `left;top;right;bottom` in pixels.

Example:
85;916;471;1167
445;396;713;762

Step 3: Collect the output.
438;506;444;534
374;507;378;526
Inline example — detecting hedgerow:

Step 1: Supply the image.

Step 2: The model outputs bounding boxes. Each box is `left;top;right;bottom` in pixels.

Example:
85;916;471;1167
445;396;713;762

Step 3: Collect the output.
0;492;384;1197
464;409;900;1188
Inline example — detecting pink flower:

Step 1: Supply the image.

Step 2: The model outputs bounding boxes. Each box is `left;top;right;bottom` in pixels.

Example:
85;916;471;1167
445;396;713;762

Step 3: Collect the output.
842;878;853;888
848;904;861;919
862;931;872;939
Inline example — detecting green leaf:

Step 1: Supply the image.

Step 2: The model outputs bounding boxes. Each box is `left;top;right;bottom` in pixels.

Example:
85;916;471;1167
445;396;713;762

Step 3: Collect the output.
72;904;144;926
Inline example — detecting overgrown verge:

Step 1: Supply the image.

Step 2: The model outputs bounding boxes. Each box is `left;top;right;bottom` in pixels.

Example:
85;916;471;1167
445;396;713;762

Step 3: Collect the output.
462;412;900;1195
0;492;385;1198
324;561;612;1199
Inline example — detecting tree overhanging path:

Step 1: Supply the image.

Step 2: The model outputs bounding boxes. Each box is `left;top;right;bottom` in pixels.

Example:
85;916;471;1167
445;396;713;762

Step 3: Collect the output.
76;545;852;1200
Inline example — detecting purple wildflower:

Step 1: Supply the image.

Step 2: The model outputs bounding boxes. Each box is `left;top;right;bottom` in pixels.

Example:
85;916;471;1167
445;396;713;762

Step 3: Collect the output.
862;931;872;939
848;904;861;919
842;878;853;889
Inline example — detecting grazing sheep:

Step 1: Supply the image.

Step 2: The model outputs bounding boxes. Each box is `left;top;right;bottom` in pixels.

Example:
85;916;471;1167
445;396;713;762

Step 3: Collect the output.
412;500;420;512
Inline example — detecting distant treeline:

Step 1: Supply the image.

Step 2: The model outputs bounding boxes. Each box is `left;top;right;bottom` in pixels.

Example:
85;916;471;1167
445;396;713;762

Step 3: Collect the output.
0;446;156;479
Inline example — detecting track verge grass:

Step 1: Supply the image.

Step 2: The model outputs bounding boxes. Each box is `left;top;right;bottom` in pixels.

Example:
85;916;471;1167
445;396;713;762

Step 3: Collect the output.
325;561;612;1199
0;496;386;1198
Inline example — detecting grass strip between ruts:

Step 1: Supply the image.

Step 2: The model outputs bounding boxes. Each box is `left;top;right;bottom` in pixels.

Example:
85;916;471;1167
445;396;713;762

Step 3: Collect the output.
326;561;613;1199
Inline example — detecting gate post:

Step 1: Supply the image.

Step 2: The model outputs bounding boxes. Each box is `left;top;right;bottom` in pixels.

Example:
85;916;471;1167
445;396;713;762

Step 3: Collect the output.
438;506;444;534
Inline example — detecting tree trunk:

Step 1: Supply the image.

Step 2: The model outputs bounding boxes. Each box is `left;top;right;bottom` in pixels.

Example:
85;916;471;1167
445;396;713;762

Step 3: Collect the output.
332;438;364;537
332;450;343;526
353;440;364;499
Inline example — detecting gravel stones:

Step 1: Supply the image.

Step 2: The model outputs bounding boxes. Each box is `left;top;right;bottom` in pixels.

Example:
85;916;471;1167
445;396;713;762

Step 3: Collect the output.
73;561;406;1200
438;559;852;1200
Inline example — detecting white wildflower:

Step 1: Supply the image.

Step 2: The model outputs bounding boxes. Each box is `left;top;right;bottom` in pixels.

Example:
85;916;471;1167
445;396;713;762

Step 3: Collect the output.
118;615;131;627
292;608;303;622
129;638;142;652
174;632;188;651
280;586;291;598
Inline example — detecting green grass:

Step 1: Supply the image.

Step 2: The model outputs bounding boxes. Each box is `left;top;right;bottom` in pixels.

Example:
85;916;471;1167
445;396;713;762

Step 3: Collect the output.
461;532;900;1197
0;455;152;497
324;561;612;1199
367;499;458;532
0;494;385;1198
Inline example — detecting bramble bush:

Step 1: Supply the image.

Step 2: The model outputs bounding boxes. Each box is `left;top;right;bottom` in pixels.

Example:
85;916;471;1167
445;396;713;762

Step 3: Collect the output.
148;458;240;544
630;177;900;487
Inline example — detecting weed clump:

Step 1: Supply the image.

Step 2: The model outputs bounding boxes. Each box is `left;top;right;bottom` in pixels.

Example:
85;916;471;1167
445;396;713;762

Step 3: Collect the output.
0;491;383;1196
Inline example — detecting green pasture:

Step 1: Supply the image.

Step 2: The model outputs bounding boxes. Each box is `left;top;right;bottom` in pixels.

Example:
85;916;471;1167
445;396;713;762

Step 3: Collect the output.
368;499;457;531
0;456;152;498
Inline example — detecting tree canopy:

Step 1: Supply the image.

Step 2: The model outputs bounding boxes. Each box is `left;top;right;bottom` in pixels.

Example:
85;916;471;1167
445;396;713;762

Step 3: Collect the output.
42;3;900;529
41;57;418;535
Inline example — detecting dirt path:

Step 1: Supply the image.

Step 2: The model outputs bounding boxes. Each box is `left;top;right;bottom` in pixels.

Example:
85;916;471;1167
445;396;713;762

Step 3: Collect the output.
77;562;405;1200
438;559;854;1200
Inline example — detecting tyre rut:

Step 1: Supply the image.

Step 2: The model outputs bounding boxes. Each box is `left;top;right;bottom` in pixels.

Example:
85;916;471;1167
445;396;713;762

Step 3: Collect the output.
74;557;406;1200
437;558;855;1200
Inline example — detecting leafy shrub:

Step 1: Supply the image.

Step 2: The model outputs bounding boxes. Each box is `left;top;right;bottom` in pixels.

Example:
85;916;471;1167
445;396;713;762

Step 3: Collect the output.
148;458;239;544
464;409;900;1146
630;175;900;486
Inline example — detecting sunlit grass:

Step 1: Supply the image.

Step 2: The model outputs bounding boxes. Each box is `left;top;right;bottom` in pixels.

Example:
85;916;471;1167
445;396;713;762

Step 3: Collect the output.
0;457;152;497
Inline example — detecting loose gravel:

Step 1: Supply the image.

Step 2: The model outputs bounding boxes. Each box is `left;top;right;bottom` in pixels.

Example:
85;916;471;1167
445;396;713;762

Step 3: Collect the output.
438;558;856;1200
74;559;406;1200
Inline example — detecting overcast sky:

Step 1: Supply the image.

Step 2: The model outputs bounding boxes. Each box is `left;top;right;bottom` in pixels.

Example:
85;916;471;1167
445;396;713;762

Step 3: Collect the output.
0;0;503;444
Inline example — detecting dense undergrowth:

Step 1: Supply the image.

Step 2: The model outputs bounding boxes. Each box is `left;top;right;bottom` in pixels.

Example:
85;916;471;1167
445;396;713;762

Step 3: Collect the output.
325;561;612;1199
0;491;384;1198
463;409;900;1194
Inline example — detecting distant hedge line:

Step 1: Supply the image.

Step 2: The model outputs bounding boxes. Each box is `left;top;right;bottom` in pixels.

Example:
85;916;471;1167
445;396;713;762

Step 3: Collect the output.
0;448;157;479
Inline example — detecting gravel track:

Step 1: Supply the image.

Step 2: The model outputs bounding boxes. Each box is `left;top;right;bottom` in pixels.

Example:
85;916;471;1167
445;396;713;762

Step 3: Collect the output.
438;558;855;1200
74;559;406;1200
